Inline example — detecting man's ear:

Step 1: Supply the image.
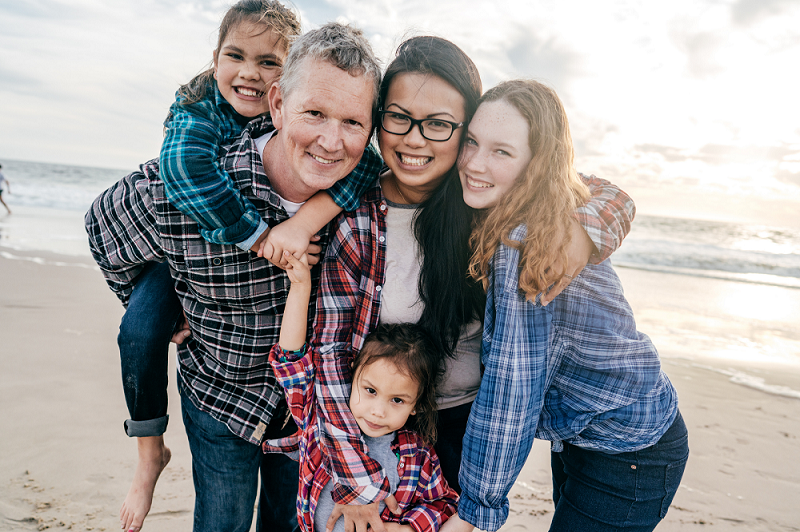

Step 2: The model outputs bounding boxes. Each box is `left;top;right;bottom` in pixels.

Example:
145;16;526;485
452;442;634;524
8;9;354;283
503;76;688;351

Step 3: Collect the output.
268;83;284;130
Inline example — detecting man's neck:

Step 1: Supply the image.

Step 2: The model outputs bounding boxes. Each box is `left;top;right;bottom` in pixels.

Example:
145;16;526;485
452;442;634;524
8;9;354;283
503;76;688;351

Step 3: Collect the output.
261;132;316;203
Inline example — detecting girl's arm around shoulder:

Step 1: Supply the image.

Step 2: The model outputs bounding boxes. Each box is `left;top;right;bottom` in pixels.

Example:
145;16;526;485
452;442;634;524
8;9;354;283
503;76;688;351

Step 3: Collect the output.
261;143;382;267
160;94;263;245
325;143;383;212
575;173;636;263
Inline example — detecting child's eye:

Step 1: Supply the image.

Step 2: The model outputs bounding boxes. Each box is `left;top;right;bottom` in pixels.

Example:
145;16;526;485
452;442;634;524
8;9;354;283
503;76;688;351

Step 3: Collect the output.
365;387;376;395
225;53;243;61
497;149;510;156
465;137;478;147
391;397;405;405
261;60;280;68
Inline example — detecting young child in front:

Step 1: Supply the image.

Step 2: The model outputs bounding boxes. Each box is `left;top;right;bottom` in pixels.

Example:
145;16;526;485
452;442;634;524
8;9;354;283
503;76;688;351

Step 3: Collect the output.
264;251;458;532
117;2;381;531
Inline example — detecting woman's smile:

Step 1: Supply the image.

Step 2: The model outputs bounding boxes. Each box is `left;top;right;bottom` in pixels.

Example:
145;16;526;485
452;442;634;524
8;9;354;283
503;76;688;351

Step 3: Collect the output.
379;72;465;203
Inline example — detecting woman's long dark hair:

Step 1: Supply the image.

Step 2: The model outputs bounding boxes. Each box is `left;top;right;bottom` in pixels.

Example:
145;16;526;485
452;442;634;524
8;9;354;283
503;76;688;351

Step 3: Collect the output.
380;36;486;357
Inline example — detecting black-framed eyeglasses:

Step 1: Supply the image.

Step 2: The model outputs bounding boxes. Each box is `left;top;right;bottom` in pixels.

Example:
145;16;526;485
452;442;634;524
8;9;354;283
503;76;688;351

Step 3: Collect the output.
378;110;464;142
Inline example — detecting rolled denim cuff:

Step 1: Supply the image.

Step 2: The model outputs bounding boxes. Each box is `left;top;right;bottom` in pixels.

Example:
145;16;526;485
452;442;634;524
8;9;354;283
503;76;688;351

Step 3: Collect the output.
124;415;169;437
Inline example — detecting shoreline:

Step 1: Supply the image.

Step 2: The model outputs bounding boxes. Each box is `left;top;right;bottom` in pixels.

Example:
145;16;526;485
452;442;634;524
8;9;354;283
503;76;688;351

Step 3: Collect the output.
1;252;799;531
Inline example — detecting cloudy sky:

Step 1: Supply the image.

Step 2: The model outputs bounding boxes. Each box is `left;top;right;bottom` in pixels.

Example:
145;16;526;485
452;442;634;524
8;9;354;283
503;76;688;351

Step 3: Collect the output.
1;0;799;227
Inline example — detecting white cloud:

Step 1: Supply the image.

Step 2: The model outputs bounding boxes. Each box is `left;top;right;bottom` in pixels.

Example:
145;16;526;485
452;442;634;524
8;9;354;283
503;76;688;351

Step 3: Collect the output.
0;0;798;225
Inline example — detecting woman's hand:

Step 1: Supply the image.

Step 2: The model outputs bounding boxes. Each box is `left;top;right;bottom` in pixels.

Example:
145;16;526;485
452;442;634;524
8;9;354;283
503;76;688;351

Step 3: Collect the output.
326;496;400;532
540;217;595;306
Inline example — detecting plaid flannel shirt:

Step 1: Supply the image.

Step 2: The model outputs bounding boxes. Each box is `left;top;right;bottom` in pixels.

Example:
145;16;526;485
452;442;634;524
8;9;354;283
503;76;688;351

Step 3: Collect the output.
458;226;678;531
312;173;636;506
161;82;382;245
86;116;332;444
263;345;458;532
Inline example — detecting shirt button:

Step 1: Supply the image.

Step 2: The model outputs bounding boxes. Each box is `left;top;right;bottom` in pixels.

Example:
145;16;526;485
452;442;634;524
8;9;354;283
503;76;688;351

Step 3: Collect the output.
380;203;387;211
376;285;382;292
212;258;222;266
379;236;385;243
631;465;637;470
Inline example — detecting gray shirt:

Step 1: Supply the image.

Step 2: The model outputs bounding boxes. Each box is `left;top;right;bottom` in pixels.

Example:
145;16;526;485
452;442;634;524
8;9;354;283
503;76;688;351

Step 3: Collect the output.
315;433;399;532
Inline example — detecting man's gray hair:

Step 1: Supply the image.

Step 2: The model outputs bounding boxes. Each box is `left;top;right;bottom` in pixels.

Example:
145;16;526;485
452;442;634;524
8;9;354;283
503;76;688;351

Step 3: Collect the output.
279;22;382;110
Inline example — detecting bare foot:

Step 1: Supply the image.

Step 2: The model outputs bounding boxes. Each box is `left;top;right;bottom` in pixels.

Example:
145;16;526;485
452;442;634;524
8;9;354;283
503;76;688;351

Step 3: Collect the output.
120;436;171;531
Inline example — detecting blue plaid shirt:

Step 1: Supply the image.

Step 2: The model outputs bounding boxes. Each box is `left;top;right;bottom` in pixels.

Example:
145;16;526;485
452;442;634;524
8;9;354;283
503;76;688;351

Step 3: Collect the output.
458;225;678;531
160;81;381;245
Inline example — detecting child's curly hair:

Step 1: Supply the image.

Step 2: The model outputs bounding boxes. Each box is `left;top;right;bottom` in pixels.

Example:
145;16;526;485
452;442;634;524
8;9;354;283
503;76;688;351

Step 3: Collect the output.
352;323;443;445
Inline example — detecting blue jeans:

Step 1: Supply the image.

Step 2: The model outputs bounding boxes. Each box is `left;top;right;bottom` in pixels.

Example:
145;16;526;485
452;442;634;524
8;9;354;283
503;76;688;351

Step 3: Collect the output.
118;261;182;437
180;386;300;532
549;410;689;531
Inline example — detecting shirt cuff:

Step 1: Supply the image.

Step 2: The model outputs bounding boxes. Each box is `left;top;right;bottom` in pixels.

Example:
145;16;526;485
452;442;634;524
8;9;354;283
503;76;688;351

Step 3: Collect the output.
235;219;269;251
457;491;509;532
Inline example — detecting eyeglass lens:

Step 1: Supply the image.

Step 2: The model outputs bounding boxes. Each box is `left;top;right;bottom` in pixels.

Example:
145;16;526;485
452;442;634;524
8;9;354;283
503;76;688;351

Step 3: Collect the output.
381;112;456;141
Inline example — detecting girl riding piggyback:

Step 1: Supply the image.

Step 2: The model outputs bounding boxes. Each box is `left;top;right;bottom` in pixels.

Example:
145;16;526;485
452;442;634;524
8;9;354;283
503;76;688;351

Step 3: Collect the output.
161;0;379;256
117;2;381;531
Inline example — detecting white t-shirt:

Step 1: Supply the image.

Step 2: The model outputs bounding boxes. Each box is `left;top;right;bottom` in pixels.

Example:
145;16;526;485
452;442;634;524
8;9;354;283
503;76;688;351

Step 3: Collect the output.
254;130;305;217
380;200;482;410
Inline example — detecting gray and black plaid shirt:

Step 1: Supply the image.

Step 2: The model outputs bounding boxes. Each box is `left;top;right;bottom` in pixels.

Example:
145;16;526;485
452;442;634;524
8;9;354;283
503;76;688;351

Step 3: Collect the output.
86;116;330;444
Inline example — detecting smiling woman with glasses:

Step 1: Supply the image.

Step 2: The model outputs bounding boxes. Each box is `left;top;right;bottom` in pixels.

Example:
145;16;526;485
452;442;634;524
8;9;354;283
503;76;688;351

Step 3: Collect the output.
379;109;464;141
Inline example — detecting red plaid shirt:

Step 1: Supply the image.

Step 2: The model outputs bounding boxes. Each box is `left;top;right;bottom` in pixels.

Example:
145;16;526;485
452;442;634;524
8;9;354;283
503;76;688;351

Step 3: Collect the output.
312;175;635;505
263;345;458;532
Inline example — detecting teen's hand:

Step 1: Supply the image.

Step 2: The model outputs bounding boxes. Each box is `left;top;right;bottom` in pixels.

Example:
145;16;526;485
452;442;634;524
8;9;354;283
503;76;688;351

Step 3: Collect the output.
540;218;594;306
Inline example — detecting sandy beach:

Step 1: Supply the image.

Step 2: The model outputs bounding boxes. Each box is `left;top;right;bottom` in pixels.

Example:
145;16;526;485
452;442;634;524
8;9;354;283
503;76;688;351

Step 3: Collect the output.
1;250;799;531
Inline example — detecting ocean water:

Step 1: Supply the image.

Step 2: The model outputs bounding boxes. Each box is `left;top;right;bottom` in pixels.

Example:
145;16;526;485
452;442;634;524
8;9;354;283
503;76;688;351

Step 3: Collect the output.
1;158;799;394
613;215;800;290
0;159;128;257
3;158;799;287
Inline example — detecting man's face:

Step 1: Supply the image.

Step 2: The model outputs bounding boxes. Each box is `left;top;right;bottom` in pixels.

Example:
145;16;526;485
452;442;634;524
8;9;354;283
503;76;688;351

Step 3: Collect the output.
268;58;374;197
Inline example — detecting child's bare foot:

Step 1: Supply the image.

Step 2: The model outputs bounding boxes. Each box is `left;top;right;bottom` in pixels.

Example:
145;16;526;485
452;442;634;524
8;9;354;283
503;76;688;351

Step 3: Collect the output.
120;436;171;531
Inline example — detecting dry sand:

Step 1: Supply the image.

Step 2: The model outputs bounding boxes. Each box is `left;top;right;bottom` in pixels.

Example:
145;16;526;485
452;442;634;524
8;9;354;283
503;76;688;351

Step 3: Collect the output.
1;252;799;531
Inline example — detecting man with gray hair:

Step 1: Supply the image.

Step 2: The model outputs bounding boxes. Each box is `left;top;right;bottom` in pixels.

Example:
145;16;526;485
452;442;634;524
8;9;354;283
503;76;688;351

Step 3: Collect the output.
86;23;381;532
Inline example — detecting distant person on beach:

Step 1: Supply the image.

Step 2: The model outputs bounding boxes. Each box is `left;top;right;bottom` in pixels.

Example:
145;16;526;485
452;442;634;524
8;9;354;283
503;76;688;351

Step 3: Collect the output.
263;250;458;532
87;22;381;532
107;2;379;532
0;164;11;214
440;80;688;532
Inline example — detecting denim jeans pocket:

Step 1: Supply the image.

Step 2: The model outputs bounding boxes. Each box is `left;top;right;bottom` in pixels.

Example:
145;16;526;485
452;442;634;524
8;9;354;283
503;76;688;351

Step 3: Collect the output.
660;454;688;518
